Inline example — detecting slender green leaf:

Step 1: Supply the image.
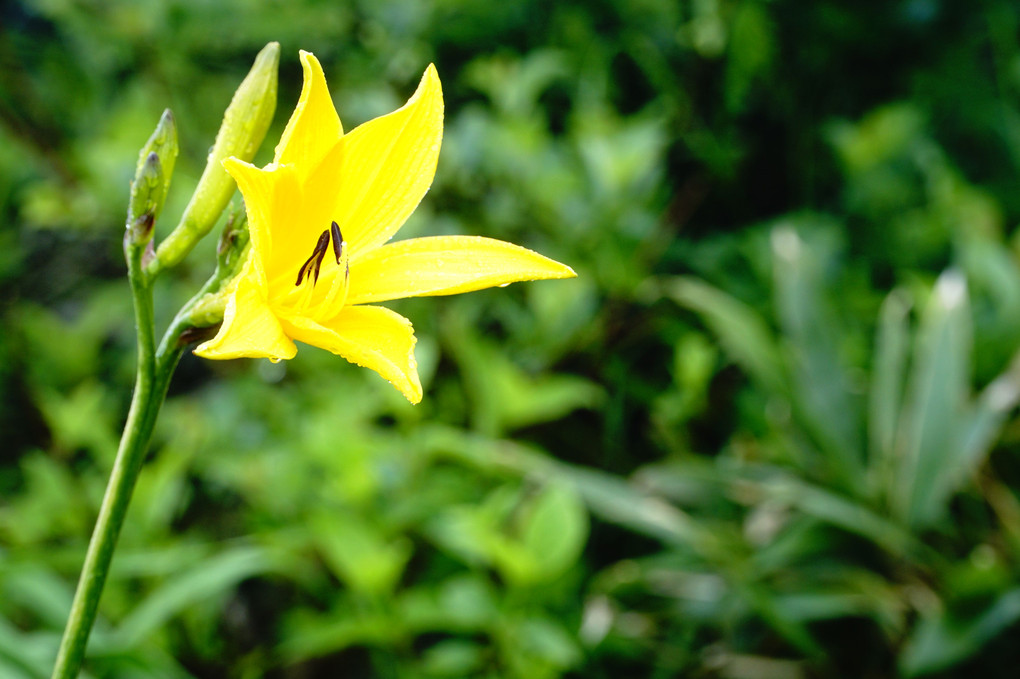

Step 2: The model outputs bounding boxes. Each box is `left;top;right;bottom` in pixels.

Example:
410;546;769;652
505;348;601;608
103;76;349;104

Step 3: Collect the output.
868;289;912;495
901;588;1020;676
771;223;864;489
895;271;972;527
105;546;270;650
939;353;1020;508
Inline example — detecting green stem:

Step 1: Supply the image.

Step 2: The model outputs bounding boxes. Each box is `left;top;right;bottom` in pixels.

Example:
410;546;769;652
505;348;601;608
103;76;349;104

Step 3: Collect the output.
49;241;215;679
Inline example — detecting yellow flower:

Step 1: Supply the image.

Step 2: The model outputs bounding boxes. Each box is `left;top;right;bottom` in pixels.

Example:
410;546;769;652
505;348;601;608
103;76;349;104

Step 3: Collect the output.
194;52;576;403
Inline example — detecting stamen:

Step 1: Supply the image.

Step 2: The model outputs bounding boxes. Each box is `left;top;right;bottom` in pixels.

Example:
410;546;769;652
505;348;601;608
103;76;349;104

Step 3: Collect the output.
310;246;326;284
295;229;331;286
290;222;350;318
330;221;344;264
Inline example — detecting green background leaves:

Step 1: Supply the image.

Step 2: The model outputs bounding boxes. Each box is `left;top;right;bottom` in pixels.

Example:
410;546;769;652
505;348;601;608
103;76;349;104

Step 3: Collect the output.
4;0;1020;677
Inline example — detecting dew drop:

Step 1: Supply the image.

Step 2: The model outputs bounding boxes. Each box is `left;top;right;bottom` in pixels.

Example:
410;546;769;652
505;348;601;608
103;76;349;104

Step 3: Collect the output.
259;358;287;384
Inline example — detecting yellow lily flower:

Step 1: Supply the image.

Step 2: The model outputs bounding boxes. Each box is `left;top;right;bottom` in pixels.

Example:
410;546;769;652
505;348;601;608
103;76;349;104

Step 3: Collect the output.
194;51;576;403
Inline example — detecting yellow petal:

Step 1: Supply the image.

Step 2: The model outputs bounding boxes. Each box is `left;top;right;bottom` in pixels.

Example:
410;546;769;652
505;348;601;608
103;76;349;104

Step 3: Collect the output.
194;258;297;361
273;51;343;175
225;156;338;295
345;236;577;305
222;158;279;267
335;64;443;257
298;136;346;242
281;305;422;403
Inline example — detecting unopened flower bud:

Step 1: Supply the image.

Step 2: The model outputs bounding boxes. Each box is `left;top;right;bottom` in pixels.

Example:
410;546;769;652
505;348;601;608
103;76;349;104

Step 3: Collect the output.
216;202;251;274
125;152;163;245
186;202;253;328
136;108;178;209
153;42;279;273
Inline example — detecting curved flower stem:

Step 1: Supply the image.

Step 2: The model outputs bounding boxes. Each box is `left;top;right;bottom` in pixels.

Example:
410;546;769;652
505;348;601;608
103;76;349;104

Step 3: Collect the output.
50;242;219;679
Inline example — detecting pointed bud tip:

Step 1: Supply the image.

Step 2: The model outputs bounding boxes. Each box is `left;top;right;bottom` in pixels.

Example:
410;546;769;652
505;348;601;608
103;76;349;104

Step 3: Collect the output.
136;108;178;188
157;109;177;138
154;43;277;270
255;41;280;67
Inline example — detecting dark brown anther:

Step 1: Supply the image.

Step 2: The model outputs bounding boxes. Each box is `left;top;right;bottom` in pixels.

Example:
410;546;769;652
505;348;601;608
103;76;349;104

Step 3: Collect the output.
311;245;325;284
295;229;331;286
330;221;343;264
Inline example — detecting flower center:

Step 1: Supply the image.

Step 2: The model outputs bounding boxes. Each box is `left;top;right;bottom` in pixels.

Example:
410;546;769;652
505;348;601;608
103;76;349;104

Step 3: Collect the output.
287;220;350;319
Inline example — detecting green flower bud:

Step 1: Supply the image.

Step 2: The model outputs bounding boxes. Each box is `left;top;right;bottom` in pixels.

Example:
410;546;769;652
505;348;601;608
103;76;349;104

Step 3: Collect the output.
153;41;279;274
136;108;178;211
187;203;252;328
125;152;162;245
187;288;229;329
216;201;251;274
125;109;177;247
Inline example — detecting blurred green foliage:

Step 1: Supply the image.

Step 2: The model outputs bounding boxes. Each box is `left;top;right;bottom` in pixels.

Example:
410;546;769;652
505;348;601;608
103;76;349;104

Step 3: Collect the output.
3;0;1020;677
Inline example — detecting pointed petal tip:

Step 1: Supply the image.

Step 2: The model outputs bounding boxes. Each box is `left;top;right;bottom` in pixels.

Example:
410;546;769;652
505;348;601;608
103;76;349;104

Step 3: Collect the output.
274;49;342;166
221;155;251;172
222;155;277;171
296;51;327;88
409;63;442;108
516;259;577;284
395;360;424;404
422;63;442;96
552;262;578;279
221;156;276;185
193;319;299;361
513;246;577;281
399;372;424;404
192;343;297;362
